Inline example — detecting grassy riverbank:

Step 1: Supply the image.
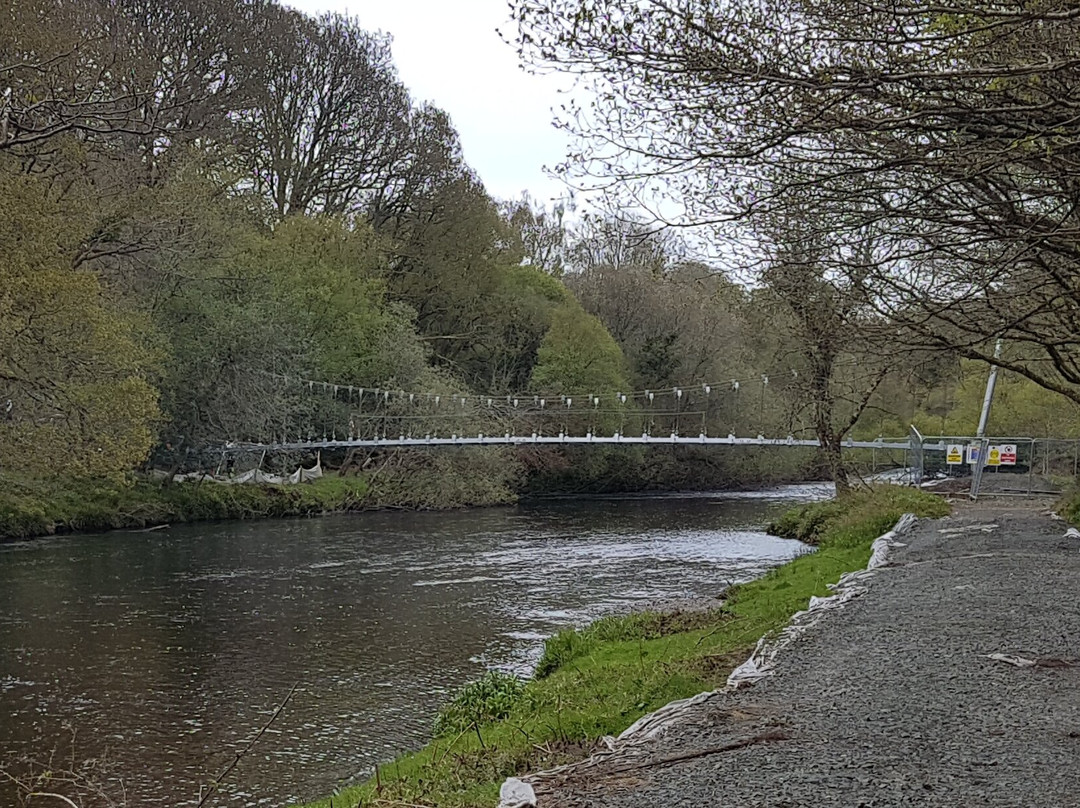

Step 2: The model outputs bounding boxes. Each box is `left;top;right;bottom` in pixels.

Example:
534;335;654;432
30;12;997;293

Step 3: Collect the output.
0;476;379;540
0;449;531;540
297;485;948;808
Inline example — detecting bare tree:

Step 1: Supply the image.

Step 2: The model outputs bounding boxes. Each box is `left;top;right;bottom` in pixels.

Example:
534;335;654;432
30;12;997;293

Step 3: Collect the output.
514;0;1080;403
1;0;261;156
756;213;892;491
233;8;415;216
504;193;570;276
1;0;151;151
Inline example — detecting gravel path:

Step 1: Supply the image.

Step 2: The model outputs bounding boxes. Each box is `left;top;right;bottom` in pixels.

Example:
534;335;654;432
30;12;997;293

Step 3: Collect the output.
532;503;1080;807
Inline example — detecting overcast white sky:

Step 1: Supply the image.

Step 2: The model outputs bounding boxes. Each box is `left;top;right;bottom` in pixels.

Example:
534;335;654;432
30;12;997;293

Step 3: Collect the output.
284;0;576;205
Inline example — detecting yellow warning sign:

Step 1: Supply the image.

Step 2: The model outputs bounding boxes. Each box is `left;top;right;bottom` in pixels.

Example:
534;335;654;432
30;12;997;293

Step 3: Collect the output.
987;446;1001;466
946;444;964;465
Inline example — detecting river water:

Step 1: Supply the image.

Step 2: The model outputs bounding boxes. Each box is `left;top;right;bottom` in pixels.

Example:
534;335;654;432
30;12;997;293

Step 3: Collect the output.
0;485;827;807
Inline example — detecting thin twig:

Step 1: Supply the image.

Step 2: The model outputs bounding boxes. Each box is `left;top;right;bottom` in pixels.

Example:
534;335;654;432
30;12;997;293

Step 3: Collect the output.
27;793;81;808
433;726;472;767
195;682;298;807
600;730;790;776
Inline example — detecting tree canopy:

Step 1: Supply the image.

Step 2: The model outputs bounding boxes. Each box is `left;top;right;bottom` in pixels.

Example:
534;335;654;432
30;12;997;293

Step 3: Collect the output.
514;0;1080;403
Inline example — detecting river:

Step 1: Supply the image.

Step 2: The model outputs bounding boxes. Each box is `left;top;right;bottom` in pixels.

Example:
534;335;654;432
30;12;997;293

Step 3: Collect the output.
0;485;828;806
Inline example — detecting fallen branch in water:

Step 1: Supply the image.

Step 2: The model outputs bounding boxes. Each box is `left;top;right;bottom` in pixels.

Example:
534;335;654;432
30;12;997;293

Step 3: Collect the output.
0;726;126;807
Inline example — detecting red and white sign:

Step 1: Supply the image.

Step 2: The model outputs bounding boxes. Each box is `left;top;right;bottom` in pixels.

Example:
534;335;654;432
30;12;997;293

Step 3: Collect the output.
999;444;1017;465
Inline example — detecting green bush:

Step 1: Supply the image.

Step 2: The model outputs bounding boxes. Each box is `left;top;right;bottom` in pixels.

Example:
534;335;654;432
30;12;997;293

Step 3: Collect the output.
433;671;526;736
1057;488;1080;526
768;485;949;545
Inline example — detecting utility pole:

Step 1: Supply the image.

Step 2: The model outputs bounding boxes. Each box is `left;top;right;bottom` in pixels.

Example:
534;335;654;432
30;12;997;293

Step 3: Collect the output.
970;340;1003;502
975;340;1003;438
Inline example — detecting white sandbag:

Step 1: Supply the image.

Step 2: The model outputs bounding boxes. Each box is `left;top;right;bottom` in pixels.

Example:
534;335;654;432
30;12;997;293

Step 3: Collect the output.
986;653;1037;668
498;777;536;808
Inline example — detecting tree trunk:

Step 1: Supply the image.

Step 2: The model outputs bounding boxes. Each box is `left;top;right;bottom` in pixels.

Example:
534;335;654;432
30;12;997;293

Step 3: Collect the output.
819;431;850;495
810;356;849;494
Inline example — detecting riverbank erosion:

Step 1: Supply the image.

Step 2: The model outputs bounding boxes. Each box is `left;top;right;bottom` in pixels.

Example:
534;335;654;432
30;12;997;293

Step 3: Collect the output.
530;500;1080;808
296;486;948;808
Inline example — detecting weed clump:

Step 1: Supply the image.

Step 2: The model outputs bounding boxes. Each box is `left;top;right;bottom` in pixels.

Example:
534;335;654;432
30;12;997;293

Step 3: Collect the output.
433;671;526;736
767;485;949;545
1057;488;1080;526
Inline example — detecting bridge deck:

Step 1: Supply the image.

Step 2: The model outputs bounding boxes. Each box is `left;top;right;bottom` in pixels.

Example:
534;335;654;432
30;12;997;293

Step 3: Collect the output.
228;435;919;451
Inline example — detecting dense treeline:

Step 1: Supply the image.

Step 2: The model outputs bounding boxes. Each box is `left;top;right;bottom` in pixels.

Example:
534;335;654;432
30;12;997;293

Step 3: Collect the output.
1;0;599;501
2;0;1072;509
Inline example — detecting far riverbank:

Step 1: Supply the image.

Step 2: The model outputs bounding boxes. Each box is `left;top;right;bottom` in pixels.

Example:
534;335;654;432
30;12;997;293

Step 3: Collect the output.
0;445;826;541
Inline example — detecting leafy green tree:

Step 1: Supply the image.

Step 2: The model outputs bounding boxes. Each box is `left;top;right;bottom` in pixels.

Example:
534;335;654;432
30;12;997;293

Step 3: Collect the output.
0;161;160;479
380;172;534;390
156;214;436;446
531;301;629;394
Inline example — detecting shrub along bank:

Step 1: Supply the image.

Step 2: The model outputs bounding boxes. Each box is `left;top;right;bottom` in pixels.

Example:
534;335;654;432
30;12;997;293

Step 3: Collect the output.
0;465;524;541
764;484;946;545
1056;487;1080;527
297;485;949;808
0;476;377;540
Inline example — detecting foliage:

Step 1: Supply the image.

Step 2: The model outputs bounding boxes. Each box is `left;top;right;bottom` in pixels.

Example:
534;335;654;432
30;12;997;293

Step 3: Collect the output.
568;260;749;391
767;485;950;545
0;476;372;540
433;671;527;737
514;0;1080;407
0;161;161;480
1056;488;1080;528
6;0;1078;517
911;360;1080;440
530;301;629;394
296;485;949;808
360;448;522;510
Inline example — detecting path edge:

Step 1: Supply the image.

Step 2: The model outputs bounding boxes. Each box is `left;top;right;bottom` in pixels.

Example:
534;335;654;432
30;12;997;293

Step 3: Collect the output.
497;512;921;808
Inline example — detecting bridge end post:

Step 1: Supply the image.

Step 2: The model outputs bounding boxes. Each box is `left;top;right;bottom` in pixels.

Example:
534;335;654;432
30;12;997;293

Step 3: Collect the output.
908;425;924;487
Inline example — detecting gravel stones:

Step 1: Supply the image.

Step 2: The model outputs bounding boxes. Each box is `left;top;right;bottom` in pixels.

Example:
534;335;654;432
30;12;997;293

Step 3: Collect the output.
534;504;1080;807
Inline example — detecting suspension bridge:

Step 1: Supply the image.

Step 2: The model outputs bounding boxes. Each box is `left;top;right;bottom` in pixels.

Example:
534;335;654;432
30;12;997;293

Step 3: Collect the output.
193;372;1076;502
213;371;913;453
241;434;912;450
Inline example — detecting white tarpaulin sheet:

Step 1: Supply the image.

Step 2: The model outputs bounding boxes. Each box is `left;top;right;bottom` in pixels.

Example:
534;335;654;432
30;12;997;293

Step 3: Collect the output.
171;457;323;486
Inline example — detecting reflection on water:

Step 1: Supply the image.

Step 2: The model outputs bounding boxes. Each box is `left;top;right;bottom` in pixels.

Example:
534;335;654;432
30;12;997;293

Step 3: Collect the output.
0;484;827;806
